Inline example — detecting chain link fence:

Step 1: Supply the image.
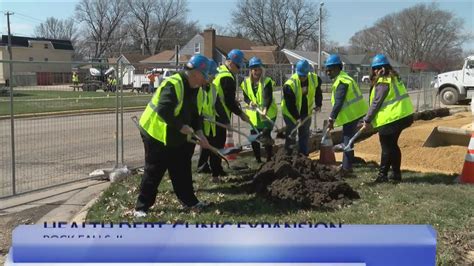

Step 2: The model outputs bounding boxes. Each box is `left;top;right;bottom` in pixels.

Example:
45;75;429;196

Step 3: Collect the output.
0;60;441;198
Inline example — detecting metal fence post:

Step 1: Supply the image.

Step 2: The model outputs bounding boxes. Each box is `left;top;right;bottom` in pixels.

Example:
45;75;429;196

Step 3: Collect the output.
9;60;15;195
119;61;124;166
115;63;119;168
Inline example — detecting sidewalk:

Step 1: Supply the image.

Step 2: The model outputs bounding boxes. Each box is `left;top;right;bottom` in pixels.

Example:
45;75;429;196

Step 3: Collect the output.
0;179;110;264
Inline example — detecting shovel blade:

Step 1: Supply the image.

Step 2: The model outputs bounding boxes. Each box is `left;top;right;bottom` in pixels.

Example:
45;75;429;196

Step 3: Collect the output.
220;146;242;156
333;143;345;152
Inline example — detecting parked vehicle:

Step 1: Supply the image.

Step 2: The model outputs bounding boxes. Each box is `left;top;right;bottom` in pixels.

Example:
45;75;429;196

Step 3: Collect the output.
433;55;474;105
132;68;177;93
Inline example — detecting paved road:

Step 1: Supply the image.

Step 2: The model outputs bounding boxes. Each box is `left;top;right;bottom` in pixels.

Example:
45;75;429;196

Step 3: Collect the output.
0;89;440;197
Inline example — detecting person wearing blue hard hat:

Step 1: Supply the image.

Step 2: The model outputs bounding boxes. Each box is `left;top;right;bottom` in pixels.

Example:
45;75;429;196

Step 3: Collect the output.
211;49;251;181
361;53;414;183
134;54;212;218
196;59;220;176
281;59;322;156
240;56;277;163
325;54;368;175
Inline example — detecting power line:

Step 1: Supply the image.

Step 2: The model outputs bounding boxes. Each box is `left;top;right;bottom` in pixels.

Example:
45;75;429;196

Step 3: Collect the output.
14;12;43;23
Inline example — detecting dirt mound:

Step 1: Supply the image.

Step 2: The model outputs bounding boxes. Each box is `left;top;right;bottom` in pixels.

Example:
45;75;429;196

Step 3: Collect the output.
252;149;360;209
413;108;450;121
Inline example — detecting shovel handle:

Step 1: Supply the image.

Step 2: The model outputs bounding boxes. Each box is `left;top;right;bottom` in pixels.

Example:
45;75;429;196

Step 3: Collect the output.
345;127;364;149
290;115;312;138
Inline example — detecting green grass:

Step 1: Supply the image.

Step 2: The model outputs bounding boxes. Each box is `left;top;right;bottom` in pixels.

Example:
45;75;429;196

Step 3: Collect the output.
0;90;151;115
87;158;474;265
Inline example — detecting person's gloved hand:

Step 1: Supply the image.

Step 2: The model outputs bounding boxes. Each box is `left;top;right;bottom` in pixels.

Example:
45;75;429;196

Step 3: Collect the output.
314;106;321;112
196;130;211;149
327;118;334;130
361;120;372;131
179;124;194;135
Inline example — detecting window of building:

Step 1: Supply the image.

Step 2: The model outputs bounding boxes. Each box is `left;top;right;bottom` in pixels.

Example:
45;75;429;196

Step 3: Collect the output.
29;57;33;61
44;44;49;49
194;43;200;54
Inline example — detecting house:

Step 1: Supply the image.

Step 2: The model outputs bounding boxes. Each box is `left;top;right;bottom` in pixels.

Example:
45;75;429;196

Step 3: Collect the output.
0;35;74;85
141;28;289;67
281;49;410;81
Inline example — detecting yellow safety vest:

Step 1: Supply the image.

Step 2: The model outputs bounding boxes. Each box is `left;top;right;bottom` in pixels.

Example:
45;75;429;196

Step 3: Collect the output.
197;84;217;137
72;73;79;82
330;71;369;127
281;72;318;124
139;73;184;144
213;65;234;121
369;76;414;128
240;76;277;127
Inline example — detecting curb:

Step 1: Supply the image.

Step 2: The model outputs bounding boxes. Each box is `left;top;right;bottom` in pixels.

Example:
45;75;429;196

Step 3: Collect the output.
0;106;144;120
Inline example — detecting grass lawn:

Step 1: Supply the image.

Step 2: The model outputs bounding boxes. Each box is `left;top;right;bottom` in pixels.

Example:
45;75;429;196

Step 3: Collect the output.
87;158;474;265
0;90;151;116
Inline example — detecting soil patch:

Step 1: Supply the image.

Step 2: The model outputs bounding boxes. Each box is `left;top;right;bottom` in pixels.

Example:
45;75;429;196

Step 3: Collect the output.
311;112;472;175
252;149;359;209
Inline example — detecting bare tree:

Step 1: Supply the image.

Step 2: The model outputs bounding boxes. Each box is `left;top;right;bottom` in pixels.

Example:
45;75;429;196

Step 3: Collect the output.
75;0;128;58
231;0;322;50
34;17;76;41
349;3;471;71
126;0;193;55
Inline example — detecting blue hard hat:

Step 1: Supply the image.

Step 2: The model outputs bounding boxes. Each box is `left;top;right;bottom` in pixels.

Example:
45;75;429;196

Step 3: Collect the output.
296;59;310;76
227;49;245;68
324;54;342;68
248;57;263;68
371;54;390;68
207;59;218;76
187;54;209;79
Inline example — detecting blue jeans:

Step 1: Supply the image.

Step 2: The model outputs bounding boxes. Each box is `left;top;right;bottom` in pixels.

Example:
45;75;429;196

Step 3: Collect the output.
284;116;311;156
342;119;359;170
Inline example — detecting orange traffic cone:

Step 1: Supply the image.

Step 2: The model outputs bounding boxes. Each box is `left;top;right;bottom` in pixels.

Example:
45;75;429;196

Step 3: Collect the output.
225;131;237;160
460;132;474;184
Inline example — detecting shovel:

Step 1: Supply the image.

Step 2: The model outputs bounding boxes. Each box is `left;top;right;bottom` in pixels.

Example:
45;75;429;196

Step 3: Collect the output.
131;116;233;168
319;121;336;164
187;132;231;169
289;115;313;140
333;127;364;152
204;117;261;143
254;106;281;132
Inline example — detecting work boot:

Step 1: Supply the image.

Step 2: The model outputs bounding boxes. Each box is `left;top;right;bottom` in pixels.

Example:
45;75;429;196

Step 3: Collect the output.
133;210;147;218
212;176;221;183
183;201;211;213
389;172;402;183
373;173;389;183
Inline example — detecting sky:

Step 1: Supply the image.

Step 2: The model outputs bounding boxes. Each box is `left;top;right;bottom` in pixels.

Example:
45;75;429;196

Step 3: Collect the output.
1;0;473;51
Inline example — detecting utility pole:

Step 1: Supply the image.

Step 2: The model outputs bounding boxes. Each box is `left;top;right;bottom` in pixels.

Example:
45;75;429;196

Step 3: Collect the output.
5;11;16;195
318;1;324;75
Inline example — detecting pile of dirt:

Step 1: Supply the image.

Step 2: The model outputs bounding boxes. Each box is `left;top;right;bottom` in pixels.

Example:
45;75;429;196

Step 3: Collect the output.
252;149;359;209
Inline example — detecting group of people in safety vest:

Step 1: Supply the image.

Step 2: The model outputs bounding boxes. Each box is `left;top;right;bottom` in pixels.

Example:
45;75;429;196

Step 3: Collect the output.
133;49;414;218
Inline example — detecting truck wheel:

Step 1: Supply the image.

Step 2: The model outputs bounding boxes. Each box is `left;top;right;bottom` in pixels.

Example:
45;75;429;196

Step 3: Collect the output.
141;84;148;93
439;87;459;105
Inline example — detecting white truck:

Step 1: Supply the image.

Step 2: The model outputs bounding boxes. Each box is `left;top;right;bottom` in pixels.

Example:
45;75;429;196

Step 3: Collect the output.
120;68;177;92
434;55;474;105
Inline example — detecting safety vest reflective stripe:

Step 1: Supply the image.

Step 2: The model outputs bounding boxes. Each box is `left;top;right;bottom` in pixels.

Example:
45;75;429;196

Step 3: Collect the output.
331;71;368;127
369;76;414;128
378;79;409;108
281;73;318;124
139;74;184;144
241;77;277;127
213;65;233;121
